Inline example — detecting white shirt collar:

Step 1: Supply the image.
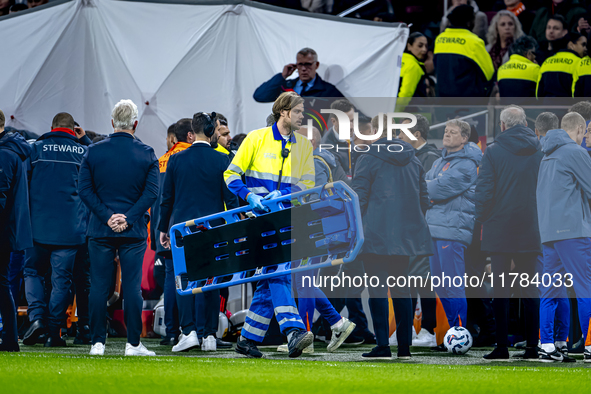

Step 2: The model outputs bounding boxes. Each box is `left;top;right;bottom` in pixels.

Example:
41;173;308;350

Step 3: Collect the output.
416;142;427;150
192;140;210;146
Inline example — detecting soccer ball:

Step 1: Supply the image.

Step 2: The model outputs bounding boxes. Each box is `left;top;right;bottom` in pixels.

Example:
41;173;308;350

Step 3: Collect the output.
443;326;472;355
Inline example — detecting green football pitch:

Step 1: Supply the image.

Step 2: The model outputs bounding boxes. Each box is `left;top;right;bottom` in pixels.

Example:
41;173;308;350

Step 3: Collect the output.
1;338;590;394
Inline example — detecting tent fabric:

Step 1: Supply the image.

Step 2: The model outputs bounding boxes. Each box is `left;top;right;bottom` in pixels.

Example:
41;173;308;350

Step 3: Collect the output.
0;0;408;156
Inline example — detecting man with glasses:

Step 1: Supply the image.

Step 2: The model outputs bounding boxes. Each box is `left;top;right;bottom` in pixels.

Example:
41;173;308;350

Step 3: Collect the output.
253;48;344;103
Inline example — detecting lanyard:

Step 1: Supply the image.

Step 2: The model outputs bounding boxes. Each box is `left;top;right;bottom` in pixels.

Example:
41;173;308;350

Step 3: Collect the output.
277;137;291;190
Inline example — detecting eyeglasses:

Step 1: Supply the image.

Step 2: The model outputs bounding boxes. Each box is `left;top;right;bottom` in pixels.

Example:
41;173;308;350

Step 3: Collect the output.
297;62;315;68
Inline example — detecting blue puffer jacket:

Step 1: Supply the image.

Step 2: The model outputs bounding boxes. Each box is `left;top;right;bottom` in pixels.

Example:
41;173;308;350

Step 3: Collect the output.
425;142;482;245
537;129;591;243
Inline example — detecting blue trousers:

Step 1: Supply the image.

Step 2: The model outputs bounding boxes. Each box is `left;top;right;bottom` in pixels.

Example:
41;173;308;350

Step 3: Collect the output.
542;239;591;344
8;251;24;306
429;239;467;327
539;253;570;343
24;244;78;335
242;275;305;342
0;241;18;344
295;267;341;329
163;258;180;338
88;237;145;346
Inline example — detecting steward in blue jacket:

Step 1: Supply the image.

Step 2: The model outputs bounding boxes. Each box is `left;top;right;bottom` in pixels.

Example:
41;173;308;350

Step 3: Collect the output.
22;113;92;347
78;100;159;355
0;123;32;352
536;117;591;361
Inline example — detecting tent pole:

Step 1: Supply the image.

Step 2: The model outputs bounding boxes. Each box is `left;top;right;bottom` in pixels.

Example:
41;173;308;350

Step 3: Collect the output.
337;0;376;17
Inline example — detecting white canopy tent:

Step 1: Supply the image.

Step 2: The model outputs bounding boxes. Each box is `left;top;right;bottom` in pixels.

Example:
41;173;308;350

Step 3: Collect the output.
0;0;407;156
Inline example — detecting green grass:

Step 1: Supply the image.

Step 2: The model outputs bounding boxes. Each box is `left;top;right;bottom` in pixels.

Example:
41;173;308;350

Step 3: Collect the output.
2;339;591;394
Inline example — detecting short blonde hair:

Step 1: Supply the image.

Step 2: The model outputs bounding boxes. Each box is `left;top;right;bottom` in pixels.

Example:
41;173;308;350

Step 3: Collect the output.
272;92;304;122
446;119;471;140
112;99;138;130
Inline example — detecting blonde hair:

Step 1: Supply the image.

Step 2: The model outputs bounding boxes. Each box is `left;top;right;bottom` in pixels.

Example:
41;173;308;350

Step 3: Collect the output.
487;10;523;48
272;92;305;122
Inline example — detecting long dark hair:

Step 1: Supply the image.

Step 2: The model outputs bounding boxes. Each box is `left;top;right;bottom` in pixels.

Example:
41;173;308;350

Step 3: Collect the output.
405;32;427;54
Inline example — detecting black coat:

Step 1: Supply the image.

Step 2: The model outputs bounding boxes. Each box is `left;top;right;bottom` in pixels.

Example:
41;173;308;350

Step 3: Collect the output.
352;139;433;256
78;132;159;240
0;131;33;251
320;127;355;179
158;143;239;235
415;143;441;172
475;125;543;253
253;73;344;103
28;131;89;246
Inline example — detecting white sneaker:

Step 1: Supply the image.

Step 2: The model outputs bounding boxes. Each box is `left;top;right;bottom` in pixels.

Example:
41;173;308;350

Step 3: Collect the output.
412;328;437;347
201;335;217;352
172;331;199;352
89;342;105;356
125;342;156;356
277;343;314;354
389;331;398;346
327;317;356;352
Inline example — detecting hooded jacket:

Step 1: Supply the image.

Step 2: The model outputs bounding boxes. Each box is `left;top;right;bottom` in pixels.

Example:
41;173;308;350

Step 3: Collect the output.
415;143;441;172
313;148;348;185
476;125;543;253
28;130;89;245
352;139;432;256
537;129;591;243
425;142;482;245
0;131;33;251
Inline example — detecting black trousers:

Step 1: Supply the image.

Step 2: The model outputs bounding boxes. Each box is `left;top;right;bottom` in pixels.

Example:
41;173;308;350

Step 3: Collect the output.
88;237;145;345
73;245;91;328
0;239;18;345
490;252;539;348
363;254;412;350
409;255;437;333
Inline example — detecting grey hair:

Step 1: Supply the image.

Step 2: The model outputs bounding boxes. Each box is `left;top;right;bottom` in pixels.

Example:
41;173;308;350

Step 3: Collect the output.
446;119;471;140
535;112;559;136
487;10;524;49
500;106;527;128
561;112;586;133
297;47;318;62
112;99;138;130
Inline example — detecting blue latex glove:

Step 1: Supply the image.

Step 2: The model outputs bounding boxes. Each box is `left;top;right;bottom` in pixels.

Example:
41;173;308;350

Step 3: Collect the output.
263;190;282;200
246;193;268;212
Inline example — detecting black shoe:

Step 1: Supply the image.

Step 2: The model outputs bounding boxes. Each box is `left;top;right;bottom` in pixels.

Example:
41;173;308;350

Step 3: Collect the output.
430;344;447;352
287;330;314;358
539;347;563;362
362;346;392;360
44;335;67;347
570;337;585;354
23;320;46;346
0;341;20;352
73;325;91;345
216;338;232;349
363;335;377;345
343;334;364;345
397;346;411;360
514;340;527;350
235;339;264;358
584;349;590;363
36;333;49;344
512;347;538;360
483;347;510;361
159;337;179;346
557;345;576;363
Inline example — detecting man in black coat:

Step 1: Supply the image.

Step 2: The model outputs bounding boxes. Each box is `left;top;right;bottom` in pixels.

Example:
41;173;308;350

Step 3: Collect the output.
22;112;91;347
159;113;239;353
0;109;33;352
475;106;543;360
352;138;433;360
79;100;159;357
253;47;344;104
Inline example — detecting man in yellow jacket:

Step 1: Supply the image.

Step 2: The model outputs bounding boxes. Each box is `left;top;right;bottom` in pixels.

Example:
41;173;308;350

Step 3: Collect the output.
224;91;316;359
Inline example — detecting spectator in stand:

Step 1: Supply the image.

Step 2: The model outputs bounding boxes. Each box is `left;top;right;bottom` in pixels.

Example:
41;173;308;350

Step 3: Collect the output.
497;35;540;97
529;0;586;43
501;0;536;34
486;10;524;69
476;106;543;361
537;15;569;65
27;0;47;8
537;32;587;97
440;0;488;42
398;32;429;98
79;99;159;357
0;0;11;16
0;109;33;352
434;4;495;97
9;3;27;13
253;48;343;103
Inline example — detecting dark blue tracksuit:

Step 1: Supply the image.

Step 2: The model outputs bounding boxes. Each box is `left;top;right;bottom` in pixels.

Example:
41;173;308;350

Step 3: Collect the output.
0;131;33;346
79;132;159;346
159;142;239;336
23;129;90;337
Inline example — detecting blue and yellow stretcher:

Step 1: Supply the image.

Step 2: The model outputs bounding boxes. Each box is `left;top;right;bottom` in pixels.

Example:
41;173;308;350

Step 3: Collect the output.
170;181;364;295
